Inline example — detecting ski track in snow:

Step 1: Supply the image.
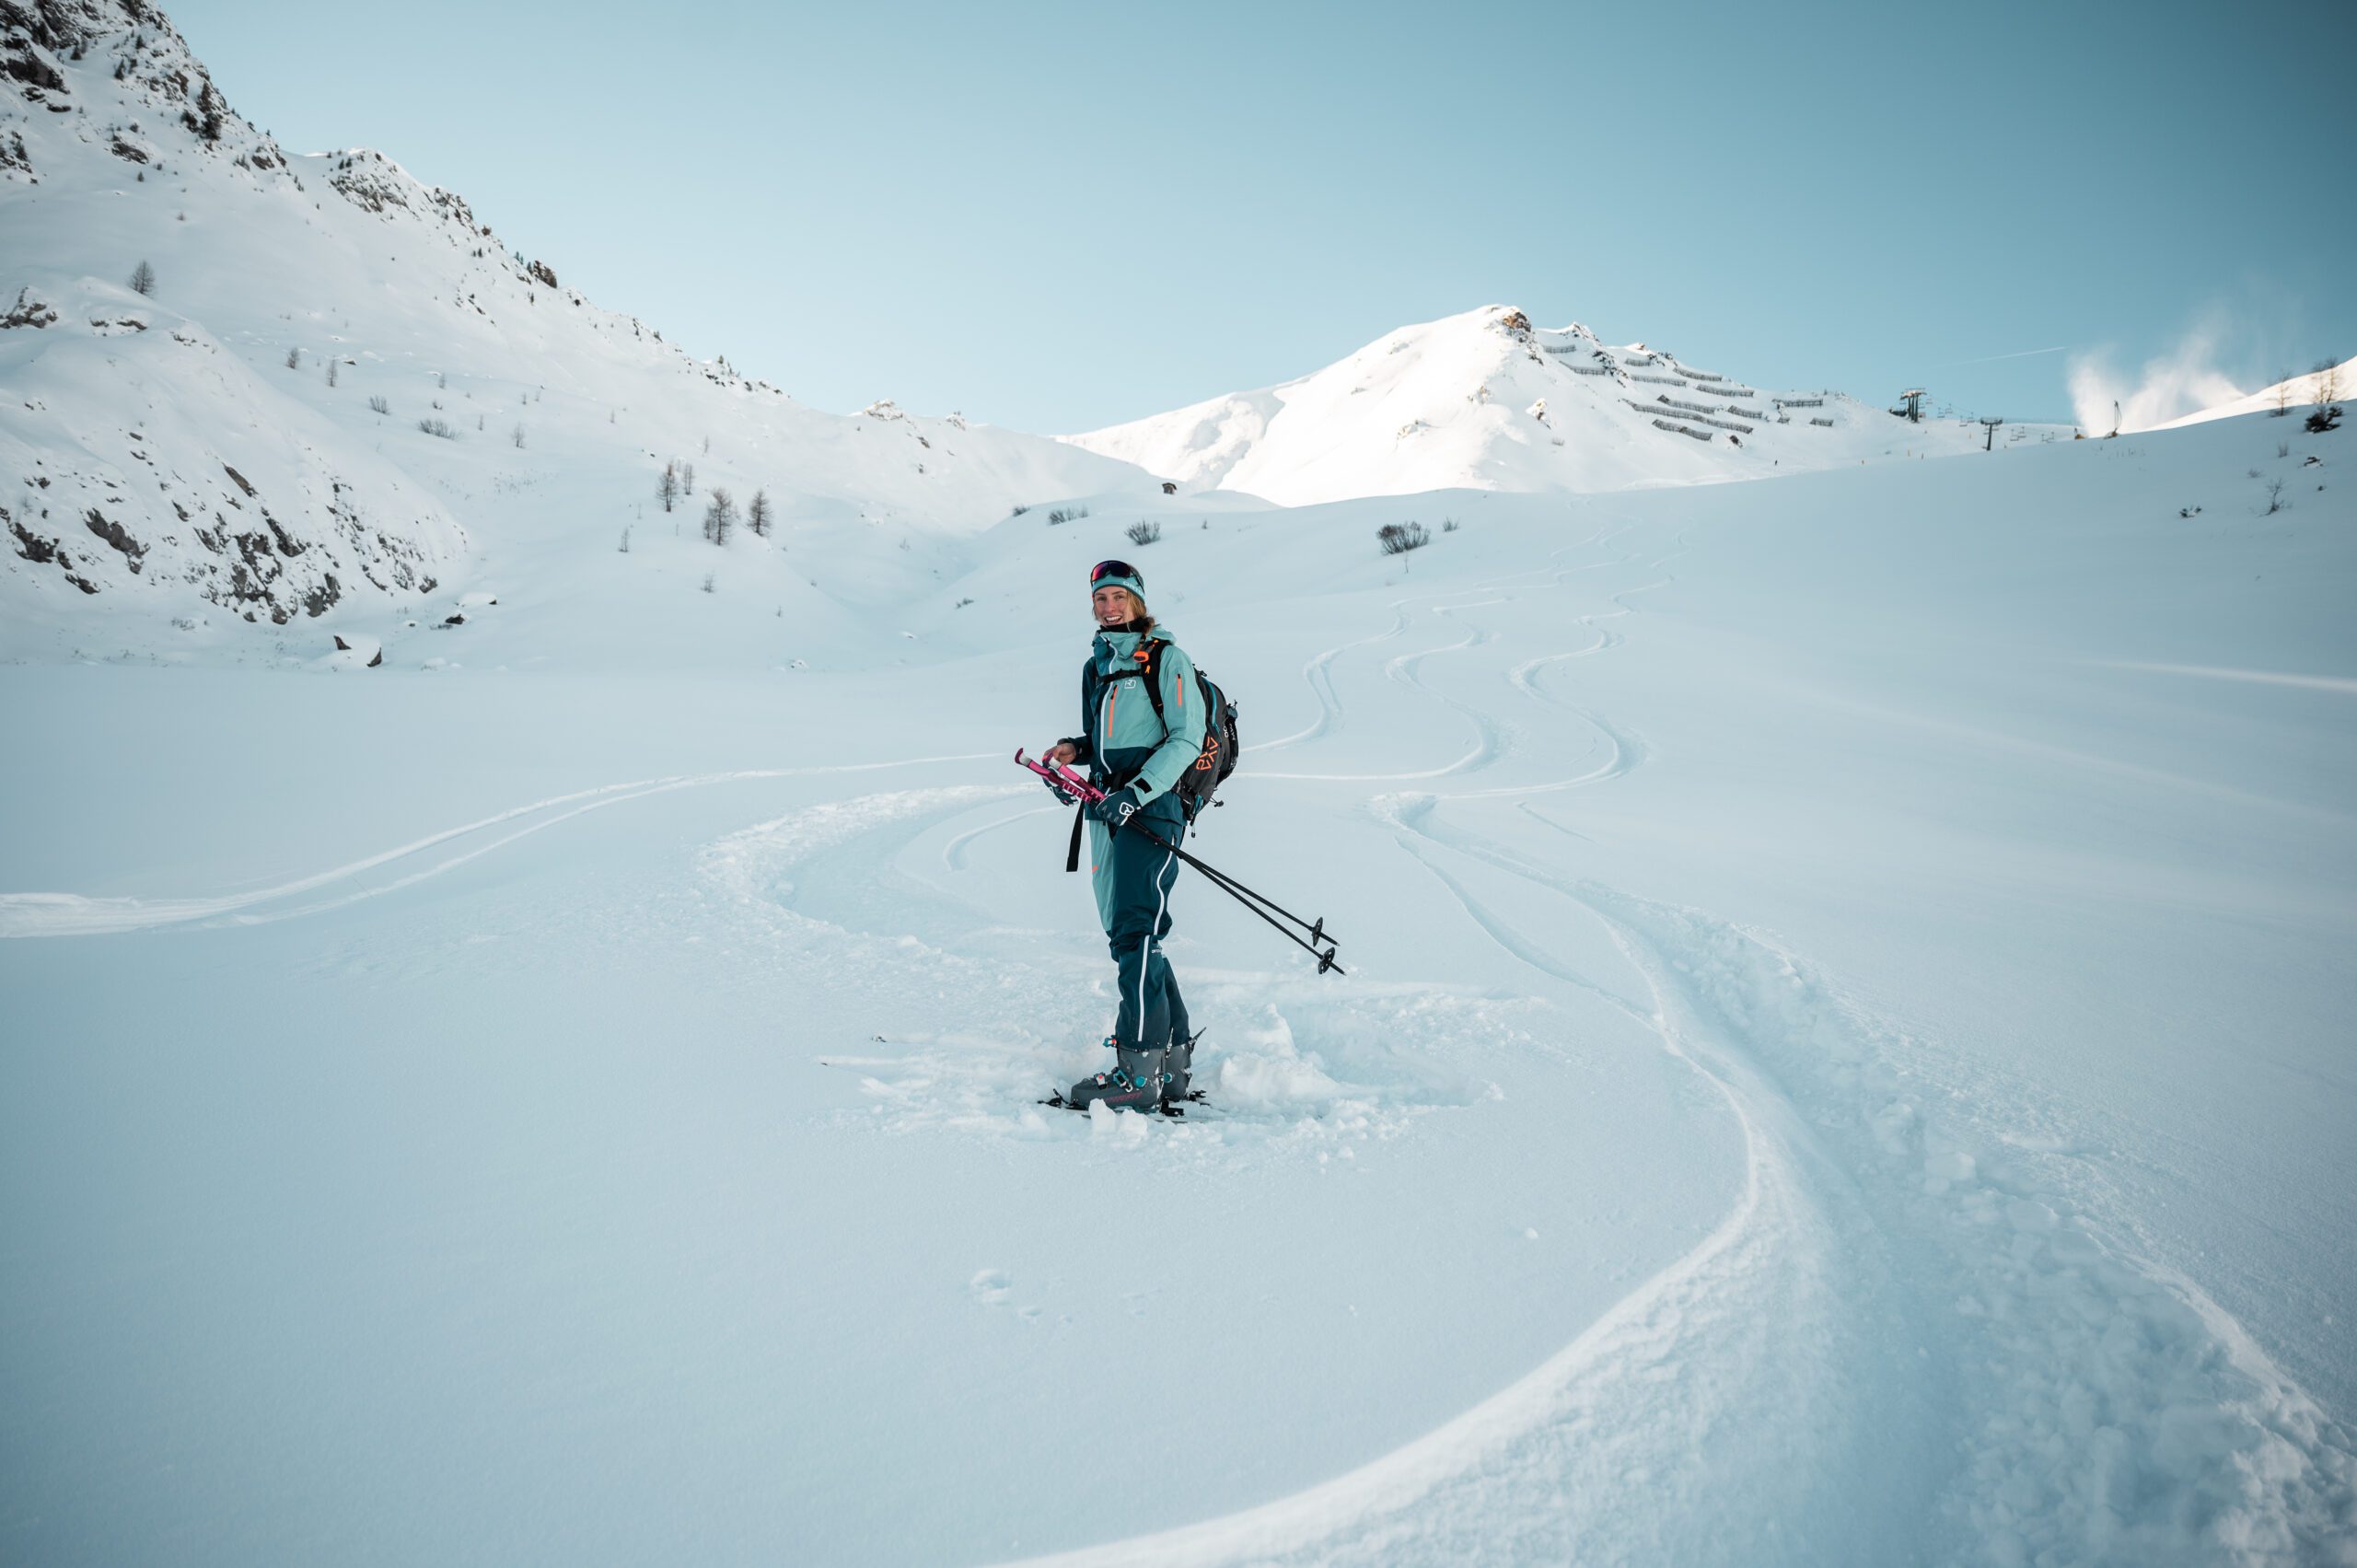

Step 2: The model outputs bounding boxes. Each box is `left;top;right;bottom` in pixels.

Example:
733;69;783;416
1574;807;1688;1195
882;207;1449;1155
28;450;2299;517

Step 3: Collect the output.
0;752;1000;937
692;786;1498;1149
1360;804;2357;1567
941;803;1058;872
996;527;2357;1566
17;514;2351;1562
1250;602;1416;754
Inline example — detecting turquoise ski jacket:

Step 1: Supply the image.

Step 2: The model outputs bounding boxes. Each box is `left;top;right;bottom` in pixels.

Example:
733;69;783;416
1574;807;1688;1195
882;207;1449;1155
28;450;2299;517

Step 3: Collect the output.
1071;624;1208;814
1067;623;1206;930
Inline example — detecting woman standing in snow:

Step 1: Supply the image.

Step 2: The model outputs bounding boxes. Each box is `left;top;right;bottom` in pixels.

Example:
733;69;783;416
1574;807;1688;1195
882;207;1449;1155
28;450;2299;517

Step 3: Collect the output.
1042;560;1206;1111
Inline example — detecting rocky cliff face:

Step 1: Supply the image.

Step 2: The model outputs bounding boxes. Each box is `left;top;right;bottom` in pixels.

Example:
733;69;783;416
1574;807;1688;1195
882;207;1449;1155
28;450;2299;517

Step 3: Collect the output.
1;0;1148;660
2;2;470;633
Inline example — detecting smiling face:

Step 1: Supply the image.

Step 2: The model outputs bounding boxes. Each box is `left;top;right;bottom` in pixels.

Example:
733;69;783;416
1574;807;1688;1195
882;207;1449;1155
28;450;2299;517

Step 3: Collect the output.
1092;585;1139;627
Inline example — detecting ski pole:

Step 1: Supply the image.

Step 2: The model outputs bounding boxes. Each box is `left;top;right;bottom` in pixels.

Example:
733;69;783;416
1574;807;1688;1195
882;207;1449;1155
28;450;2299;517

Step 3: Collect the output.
1014;752;1344;974
1051;759;1339;948
1178;842;1331;947
1023;752;1337;944
1124;819;1346;975
1014;749;1086;804
1132;822;1335;948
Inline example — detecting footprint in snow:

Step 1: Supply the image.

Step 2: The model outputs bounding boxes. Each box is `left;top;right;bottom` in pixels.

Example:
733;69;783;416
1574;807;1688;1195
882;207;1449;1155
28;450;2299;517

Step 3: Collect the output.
969;1269;1013;1306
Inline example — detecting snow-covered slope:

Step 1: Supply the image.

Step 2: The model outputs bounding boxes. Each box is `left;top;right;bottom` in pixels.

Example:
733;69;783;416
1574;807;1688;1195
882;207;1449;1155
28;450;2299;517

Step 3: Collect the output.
6;6;2354;1563
1066;305;2068;505
3;398;2351;1566
1;0;1148;658
2155;354;2355;430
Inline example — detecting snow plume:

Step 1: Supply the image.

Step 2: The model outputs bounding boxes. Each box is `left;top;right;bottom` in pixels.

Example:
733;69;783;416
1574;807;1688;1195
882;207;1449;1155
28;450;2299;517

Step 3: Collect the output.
2068;325;2247;435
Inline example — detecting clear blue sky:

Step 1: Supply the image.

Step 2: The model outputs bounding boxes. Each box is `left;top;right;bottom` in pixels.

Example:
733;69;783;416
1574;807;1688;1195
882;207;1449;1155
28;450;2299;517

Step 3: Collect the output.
173;0;2353;432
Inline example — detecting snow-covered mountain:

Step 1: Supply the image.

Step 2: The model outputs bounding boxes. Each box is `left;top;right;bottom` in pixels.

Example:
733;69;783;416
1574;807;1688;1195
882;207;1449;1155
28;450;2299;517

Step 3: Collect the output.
0;0;1146;658
1066;305;2068;505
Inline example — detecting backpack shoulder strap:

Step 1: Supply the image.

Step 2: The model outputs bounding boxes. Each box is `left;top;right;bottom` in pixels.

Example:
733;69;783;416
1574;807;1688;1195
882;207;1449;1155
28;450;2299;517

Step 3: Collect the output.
1136;637;1168;726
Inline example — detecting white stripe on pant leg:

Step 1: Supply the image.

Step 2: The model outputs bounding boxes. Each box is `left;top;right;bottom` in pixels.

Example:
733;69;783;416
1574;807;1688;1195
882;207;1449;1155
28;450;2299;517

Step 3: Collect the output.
1138;837;1177;1046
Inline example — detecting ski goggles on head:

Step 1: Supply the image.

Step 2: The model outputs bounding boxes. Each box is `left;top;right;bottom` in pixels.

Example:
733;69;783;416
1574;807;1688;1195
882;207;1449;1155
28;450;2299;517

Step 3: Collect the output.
1090;560;1143;589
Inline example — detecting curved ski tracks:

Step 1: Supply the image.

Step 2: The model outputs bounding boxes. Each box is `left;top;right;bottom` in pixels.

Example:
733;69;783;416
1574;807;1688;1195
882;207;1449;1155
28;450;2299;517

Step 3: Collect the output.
0;752;1002;937
17;522;2351;1562
1006;527;2356;1565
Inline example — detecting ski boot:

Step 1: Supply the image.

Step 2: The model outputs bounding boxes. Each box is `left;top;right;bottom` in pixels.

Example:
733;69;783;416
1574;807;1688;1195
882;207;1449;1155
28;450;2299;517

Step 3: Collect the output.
1062;1037;1166;1114
1161;1028;1205;1108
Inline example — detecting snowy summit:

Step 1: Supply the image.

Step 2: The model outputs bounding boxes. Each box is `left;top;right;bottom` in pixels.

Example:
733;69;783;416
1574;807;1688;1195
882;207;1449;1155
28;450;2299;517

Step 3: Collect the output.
1066;305;2063;505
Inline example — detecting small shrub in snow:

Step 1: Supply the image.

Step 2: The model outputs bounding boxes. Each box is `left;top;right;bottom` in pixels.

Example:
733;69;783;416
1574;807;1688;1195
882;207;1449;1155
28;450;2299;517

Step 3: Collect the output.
325;360;337;387
2306;405;2342;435
2278;442;2292;459
658;461;679;513
1126;519;1162;546
703;487;737;545
1011;503;1030;517
128;260;156;296
701;572;716;594
1378;521;1431;555
1443;517;1460;532
680;462;696;496
511;424;526;448
417;417;456;439
748;489;772;539
2262;480;2288;515
955;597;974;609
284;346;300;369
618;527;632;553
368;395;389;415
1045;505;1089;526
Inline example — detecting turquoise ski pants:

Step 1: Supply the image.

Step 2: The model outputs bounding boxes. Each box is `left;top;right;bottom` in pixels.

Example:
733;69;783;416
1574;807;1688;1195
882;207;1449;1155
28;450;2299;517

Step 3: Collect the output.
1090;808;1191;1051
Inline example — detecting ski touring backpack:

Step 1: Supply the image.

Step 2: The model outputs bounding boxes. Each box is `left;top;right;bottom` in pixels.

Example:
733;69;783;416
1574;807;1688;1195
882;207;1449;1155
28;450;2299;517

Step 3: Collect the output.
1082;635;1239;821
1061;641;1240;873
1132;637;1238;821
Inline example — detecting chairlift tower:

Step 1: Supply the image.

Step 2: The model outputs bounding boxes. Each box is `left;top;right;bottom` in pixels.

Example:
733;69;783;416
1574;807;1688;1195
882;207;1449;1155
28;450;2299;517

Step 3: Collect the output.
1980;415;2004;451
1895;389;1926;423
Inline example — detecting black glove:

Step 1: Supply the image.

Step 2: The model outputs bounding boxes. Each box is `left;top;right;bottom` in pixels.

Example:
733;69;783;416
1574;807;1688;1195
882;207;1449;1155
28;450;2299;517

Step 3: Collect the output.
1087;786;1143;827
